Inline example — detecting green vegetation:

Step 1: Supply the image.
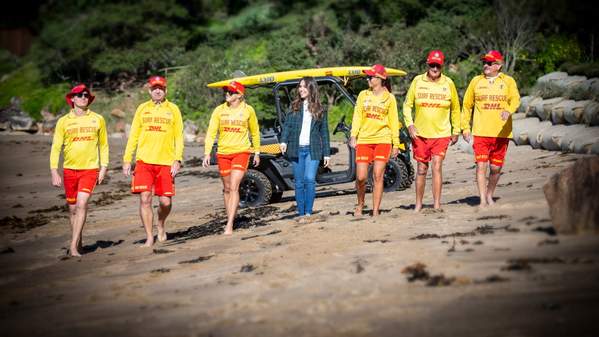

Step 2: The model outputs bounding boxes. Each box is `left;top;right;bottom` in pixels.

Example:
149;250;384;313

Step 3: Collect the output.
1;0;597;127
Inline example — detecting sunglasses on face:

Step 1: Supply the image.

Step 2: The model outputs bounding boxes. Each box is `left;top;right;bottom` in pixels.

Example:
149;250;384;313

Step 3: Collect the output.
428;63;442;69
74;92;89;98
483;61;495;66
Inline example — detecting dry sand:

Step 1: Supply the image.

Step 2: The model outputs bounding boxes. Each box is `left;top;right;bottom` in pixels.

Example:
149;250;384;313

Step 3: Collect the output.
0;134;598;337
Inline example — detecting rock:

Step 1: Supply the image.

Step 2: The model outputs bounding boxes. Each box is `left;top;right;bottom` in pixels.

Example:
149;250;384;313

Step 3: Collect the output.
513;117;541;145
111;109;125;119
184;120;198;143
540;124;586;151
9;115;38;133
526;96;543;118
538;97;564;121
583;101;599;126
512;112;526;120
561;126;599;153
550;100;575;124
528;120;553;149
537;72;568;84
563;100;592;124
543;157;599;234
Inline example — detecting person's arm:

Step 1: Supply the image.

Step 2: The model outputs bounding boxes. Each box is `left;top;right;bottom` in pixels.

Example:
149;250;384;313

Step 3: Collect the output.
204;107;220;157
248;106;261;153
461;78;476;134
350;92;364;138
50;118;64;187
123;105;142;164
321;111;331;158
403;78;416;128
449;81;461;135
388;96;401;149
98;115;109;167
50;118;64;170
506;77;521;114
173;104;184;162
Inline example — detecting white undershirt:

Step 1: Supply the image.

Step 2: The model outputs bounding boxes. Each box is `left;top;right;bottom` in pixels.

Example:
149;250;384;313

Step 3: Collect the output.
299;100;312;146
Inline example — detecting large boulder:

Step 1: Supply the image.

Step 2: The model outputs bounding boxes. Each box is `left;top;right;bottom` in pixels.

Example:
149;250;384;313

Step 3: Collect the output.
540;124;586;151
560;126;599;153
537;72;568;84
525;96;543;118
583;101;599;126
550;99;575;124
543;157;599;234
564;100;592;124
529;120;554;149
513;117;541;145
537;97;564;121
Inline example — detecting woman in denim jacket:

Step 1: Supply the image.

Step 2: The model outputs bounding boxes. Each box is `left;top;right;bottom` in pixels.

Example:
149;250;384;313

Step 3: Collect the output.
280;77;331;220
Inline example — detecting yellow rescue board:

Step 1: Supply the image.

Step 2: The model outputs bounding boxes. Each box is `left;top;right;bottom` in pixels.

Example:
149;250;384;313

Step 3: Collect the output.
207;66;407;88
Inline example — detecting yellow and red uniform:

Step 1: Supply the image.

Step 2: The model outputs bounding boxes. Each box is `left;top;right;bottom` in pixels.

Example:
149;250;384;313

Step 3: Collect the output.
351;89;400;163
403;73;460;162
123;99;184;195
461;73;520;138
204;102;260;176
50;109;109;203
462;73;520;166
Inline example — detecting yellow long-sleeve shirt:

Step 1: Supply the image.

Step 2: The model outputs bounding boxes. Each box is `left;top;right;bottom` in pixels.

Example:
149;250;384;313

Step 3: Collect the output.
350;89;400;147
403;73;461;138
461;73;520;138
204;102;261;156
50;110;109;169
123;99;184;166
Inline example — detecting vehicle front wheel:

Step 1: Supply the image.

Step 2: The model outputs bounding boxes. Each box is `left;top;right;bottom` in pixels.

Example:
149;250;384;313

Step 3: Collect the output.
367;159;404;192
239;169;273;208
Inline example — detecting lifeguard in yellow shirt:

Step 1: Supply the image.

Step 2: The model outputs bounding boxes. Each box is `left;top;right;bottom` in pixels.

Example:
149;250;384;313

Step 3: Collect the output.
202;81;260;235
462;50;520;207
50;84;109;256
403;50;460;212
350;64;400;217
123;76;184;246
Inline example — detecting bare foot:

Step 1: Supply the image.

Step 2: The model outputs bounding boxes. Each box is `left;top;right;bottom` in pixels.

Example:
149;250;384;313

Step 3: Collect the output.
224;225;233;235
478;202;488;210
141;237;154;247
372;210;380;217
414;204;423;213
69;247;82;257
354;205;364;217
486;194;495;206
157;228;167;242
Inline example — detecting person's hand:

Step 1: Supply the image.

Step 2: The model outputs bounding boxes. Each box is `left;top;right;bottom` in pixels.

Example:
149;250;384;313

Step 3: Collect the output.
324;157;330;168
51;169;62;187
202;156;210;168
349;136;357;148
462;130;471;143
391;147;399;158
98;166;107;184
122;162;131;177
407;125;418;140
279;143;287;153
500;110;510;121
171;160;181;177
253;153;260;167
450;134;459;145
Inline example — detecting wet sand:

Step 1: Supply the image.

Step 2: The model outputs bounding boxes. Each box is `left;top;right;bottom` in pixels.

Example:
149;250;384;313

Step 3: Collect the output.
0;134;598;337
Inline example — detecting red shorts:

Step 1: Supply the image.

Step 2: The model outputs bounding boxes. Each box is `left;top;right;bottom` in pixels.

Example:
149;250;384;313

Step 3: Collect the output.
132;161;174;196
63;169;98;204
217;152;250;176
473;136;509;167
356;143;392;164
412;136;451;163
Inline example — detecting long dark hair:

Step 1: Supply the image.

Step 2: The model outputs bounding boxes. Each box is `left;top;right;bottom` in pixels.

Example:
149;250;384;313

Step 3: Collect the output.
382;78;392;92
291;77;323;120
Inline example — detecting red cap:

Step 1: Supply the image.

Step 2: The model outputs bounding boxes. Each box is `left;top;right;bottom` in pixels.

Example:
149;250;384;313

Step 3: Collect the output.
481;50;503;63
65;84;95;108
224;81;245;95
363;64;388;79
148;75;167;88
427;50;445;65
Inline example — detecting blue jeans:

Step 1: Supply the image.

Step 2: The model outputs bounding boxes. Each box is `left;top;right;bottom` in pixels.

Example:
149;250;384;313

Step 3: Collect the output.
292;146;319;216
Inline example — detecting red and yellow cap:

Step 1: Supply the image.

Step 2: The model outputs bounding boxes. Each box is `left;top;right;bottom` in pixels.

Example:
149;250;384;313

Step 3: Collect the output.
148;75;167;89
427;50;445;65
224;81;245;95
481;50;503;63
65;84;95;108
363;64;388;79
